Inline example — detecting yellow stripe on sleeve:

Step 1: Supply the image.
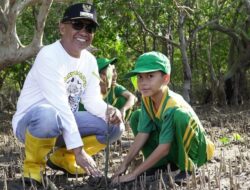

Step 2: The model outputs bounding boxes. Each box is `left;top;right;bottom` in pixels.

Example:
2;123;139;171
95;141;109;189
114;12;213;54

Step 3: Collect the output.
112;98;118;106
184;152;194;171
184;119;198;152
183;119;192;144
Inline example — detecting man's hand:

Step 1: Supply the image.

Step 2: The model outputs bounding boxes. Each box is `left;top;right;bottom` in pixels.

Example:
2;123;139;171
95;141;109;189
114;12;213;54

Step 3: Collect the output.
106;106;123;125
73;147;102;177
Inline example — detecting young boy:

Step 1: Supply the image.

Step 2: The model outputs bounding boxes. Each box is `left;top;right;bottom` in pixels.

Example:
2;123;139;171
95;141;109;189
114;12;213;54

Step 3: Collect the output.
97;58;137;121
112;51;215;184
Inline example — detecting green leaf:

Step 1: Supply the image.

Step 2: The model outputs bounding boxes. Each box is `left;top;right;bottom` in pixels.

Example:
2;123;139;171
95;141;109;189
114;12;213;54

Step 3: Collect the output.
219;137;230;145
232;133;242;141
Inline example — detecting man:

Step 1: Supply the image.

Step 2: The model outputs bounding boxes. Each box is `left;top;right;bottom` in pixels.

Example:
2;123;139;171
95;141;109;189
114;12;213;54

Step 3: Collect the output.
12;3;124;186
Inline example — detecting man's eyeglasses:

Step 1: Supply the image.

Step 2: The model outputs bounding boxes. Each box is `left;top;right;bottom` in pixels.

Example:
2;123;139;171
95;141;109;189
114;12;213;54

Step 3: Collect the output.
64;21;97;33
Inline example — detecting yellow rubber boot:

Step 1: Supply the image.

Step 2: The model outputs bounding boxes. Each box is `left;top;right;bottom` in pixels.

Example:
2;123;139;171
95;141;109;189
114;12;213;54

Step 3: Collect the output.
47;135;106;175
23;131;56;183
83;135;106;156
206;138;215;161
47;148;85;175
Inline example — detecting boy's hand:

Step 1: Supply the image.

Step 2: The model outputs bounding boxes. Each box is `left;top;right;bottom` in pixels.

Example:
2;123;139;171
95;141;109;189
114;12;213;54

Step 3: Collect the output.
112;163;127;179
111;172;137;184
73;147;102;177
106;107;123;125
119;108;126;121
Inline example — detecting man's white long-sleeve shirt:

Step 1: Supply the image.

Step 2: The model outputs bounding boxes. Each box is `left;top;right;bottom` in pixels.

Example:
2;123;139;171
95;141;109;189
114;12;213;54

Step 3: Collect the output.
12;40;107;150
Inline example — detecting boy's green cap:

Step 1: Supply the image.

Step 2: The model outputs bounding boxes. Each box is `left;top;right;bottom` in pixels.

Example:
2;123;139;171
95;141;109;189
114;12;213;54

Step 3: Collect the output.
97;58;117;72
125;51;170;78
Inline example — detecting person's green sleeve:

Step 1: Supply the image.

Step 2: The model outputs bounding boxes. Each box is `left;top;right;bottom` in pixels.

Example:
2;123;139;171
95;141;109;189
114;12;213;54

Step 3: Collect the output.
137;103;153;133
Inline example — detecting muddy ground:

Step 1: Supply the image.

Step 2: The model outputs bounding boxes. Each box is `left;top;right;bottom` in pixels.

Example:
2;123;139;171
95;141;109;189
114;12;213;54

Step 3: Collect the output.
0;103;250;190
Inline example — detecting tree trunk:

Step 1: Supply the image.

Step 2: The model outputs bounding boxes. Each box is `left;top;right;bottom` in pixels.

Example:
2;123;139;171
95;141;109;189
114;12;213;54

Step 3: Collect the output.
178;11;191;103
0;0;53;71
217;73;227;106
240;69;249;101
224;39;250;105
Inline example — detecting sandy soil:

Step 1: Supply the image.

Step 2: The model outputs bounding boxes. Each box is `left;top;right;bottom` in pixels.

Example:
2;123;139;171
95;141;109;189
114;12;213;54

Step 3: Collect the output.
0;103;250;190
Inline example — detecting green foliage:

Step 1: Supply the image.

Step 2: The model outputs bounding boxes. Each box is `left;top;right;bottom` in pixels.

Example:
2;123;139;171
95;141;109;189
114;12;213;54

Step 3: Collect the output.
3;0;250;103
43;3;66;44
4;62;32;91
93;0;183;90
219;136;230;145
232;133;242;141
16;6;36;45
219;132;243;146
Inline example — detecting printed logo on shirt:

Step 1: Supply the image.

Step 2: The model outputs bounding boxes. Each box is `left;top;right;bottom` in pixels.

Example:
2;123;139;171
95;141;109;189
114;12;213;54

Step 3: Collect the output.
64;71;86;112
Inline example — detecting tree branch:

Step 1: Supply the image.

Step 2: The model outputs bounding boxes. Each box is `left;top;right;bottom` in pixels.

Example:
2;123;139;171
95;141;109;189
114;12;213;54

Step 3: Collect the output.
16;0;39;14
0;6;7;33
188;19;218;43
124;29;143;54
210;23;239;40
173;0;194;17
0;6;4;18
0;0;10;9
31;0;53;47
129;2;180;48
243;0;250;14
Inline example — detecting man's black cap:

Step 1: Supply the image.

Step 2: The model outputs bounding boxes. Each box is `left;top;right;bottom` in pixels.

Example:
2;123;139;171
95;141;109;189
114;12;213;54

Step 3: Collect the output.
61;3;99;26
